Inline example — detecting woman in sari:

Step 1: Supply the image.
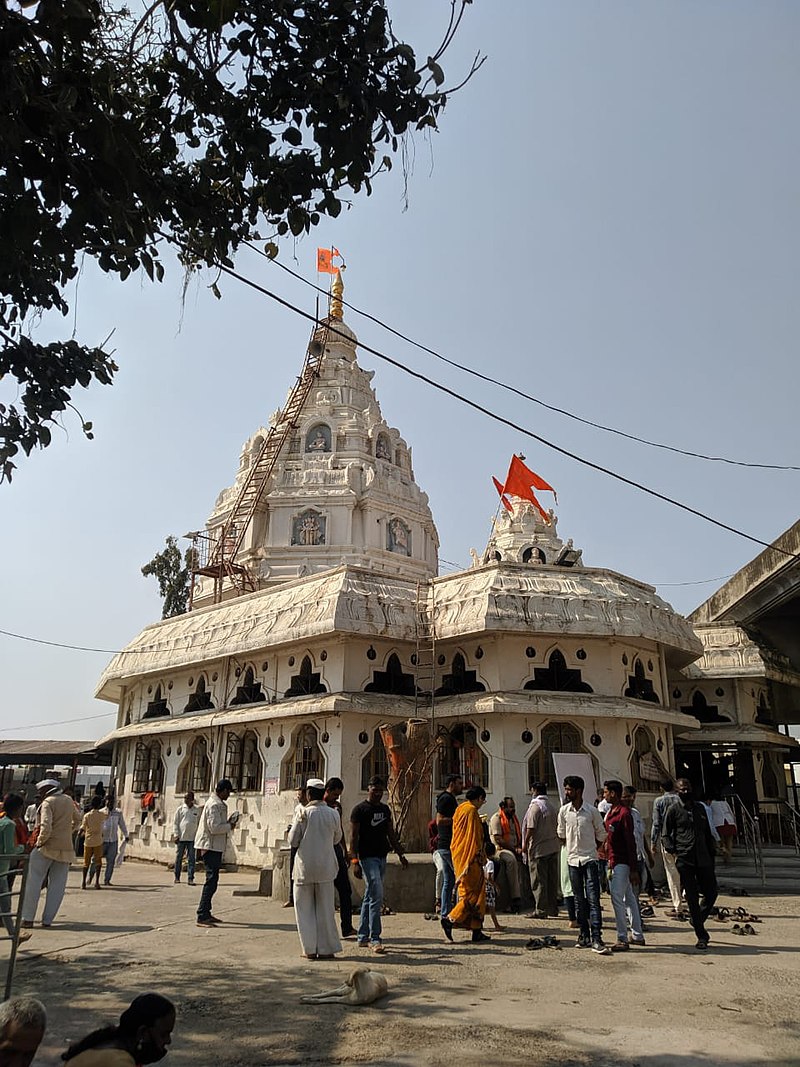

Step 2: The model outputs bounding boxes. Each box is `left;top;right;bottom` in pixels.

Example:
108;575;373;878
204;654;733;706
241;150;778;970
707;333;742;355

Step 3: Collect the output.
441;786;491;943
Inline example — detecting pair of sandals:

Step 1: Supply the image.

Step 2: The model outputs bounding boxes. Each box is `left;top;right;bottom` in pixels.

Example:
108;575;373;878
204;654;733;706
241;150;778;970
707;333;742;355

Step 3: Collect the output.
734;906;761;923
525;935;560;951
731;922;756;936
639;904;655;917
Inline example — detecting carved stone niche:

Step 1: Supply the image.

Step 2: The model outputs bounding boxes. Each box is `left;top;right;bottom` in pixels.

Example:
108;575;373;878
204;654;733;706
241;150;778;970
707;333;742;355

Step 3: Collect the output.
291;509;326;547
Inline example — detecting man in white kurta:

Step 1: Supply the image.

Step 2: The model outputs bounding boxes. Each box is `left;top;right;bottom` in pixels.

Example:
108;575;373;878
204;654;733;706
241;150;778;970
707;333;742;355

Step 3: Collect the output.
288;778;343;959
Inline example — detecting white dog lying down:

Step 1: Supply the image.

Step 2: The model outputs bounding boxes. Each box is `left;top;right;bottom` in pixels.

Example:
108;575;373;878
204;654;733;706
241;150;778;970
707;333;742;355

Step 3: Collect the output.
300;967;389;1006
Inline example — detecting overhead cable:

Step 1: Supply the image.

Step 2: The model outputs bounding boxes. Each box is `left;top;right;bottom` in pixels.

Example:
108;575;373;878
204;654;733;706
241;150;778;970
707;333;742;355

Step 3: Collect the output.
252;244;800;473
212;260;800;565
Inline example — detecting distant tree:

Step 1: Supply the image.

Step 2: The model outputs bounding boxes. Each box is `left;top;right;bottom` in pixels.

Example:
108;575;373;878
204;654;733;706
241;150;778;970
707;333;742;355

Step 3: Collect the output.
141;535;195;618
0;0;481;480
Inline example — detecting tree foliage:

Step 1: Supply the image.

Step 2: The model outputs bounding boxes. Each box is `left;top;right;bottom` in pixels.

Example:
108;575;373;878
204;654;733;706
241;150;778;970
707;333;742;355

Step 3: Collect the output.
141;534;194;618
0;0;480;480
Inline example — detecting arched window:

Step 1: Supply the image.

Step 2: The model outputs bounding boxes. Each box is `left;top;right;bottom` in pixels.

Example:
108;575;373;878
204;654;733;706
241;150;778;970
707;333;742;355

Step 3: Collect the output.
178;737;211;794
624;659;660;704
524;650;593;693
282;724;325;790
528;722;593;792
284;655;327;697
361;729;390;790
143;684;169;719
435;652;486;696
184;675;214;714
305;423;331;453
132;741;164;793
365;653;415;696
223;734;242;787
680;690;728;724
435;722;489;790
630;726;668;792
231;666;266;706
224;731;263;791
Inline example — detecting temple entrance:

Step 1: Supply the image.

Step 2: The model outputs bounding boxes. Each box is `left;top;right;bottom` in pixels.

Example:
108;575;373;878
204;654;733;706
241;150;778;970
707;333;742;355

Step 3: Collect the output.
674;744;757;810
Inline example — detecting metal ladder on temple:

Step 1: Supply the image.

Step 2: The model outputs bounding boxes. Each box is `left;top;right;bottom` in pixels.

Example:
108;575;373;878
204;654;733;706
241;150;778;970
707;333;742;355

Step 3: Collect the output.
193;320;329;603
413;580;436;719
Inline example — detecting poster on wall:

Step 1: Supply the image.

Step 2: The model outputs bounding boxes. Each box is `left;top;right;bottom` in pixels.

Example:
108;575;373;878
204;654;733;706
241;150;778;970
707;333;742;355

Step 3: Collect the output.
551;753;599;804
263;777;279;796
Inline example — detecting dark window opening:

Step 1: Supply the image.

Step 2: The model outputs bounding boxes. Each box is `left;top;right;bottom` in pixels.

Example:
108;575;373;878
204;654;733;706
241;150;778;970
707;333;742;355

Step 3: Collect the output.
365;653;415;696
178;738;211;793
435;652;486;696
231;666;267;706
184;676;214;714
132;742;164;793
144;684;169;719
624;659;660;704
524;650;593;693
361;729;391;789
284;655;327;697
680;690;729;724
282;725;324;789
528;722;594;792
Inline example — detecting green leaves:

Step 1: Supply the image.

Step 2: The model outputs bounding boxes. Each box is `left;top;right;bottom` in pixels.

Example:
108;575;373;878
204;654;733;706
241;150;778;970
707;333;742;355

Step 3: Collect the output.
141;535;193;618
0;0;465;479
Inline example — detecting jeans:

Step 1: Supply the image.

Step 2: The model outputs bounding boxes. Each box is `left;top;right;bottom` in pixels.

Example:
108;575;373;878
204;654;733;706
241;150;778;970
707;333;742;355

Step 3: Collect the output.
608;863;643;942
333;847;354;935
433;848;455;917
197;850;222;920
568;860;603;941
357;856;386;945
174;840;196;882
103;841;118;884
677;861;717;943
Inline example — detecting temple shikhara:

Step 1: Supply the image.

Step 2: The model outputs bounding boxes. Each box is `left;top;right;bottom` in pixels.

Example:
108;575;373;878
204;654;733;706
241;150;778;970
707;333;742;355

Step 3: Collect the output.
94;267;799;870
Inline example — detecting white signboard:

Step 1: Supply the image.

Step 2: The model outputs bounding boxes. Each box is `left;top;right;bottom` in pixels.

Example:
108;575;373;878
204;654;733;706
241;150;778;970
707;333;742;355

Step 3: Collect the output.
263;777;279;796
551;753;599;804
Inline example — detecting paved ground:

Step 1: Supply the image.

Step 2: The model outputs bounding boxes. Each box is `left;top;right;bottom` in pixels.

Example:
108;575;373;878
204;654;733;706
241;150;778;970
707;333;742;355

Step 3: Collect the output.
3;862;799;1067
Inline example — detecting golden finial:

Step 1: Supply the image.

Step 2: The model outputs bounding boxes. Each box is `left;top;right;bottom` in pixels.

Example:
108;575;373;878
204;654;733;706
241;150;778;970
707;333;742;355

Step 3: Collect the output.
329;267;344;320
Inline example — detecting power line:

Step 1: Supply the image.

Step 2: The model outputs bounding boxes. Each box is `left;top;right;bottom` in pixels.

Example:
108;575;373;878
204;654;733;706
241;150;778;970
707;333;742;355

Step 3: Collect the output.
0;628;150;655
252;244;800;473
1;711;115;732
213;259;800;565
654;573;736;588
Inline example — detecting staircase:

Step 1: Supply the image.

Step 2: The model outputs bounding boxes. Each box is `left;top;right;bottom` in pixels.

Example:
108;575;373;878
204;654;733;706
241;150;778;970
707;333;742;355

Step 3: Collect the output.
717;845;800;895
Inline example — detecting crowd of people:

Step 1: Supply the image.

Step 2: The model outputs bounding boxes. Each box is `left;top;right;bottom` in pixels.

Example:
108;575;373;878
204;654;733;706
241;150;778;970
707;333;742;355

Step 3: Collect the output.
431;774;728;954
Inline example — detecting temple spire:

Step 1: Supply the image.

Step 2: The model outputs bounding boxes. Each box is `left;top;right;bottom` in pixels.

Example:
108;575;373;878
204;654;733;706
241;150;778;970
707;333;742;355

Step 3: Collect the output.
329;267;344;320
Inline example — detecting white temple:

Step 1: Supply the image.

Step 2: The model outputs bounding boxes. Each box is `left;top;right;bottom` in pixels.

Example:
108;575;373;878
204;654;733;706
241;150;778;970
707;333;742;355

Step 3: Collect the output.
94;272;796;870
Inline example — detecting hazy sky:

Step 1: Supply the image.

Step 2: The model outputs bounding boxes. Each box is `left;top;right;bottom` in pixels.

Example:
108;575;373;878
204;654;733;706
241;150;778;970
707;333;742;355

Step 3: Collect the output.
2;1;799;742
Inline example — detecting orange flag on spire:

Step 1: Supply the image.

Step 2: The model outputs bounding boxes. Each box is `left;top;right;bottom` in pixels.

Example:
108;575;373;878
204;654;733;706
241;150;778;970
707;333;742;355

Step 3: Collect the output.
503;454;557;503
317;247;343;274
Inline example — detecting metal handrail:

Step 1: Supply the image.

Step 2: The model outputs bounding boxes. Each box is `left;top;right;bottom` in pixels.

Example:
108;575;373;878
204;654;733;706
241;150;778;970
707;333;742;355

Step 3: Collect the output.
730;794;766;886
1;851;31;1000
757;798;800;855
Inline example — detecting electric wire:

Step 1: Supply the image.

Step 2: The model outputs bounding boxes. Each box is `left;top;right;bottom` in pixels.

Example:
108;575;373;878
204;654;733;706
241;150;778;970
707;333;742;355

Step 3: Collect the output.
250;244;800;473
213;259;800;565
0;712;115;732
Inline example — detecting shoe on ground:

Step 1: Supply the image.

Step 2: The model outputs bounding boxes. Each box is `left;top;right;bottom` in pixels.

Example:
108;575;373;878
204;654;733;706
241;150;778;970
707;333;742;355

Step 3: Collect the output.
629;937;646;946
610;940;629;952
575;934;591;948
208;916;223;924
197;919;215;927
441;917;454;942
188;880;195;886
696;938;709;951
341;930;356;939
316;954;336;960
471;930;491;943
357;940;369;948
174;879;180;884
20;921;34;930
591;940;611;955
371;942;386;954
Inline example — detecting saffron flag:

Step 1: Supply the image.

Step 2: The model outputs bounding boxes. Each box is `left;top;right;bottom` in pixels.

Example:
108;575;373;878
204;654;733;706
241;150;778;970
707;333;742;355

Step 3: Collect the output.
504;454;557;502
316;247;343;273
492;476;513;513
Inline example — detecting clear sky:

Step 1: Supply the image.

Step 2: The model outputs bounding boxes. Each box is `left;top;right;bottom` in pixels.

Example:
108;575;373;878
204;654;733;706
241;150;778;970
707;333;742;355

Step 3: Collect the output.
2;1;798;742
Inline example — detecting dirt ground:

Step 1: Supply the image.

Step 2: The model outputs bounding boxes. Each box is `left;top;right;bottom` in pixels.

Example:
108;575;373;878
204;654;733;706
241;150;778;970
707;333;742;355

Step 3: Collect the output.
4;862;799;1067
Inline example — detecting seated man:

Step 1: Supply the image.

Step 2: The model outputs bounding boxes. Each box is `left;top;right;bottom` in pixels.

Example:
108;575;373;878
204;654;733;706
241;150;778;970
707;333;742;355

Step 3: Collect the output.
488;797;523;913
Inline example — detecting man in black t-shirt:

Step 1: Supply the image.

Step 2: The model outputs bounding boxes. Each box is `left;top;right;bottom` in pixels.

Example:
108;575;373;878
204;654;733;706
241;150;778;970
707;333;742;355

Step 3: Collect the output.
350;776;408;953
432;774;463;918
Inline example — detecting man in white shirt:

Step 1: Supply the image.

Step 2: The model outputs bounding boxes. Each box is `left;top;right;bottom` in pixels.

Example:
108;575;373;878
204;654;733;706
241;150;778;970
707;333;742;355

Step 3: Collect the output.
101;799;129;886
289;777;343;959
195;779;239;927
172;791;200;886
557;775;610;955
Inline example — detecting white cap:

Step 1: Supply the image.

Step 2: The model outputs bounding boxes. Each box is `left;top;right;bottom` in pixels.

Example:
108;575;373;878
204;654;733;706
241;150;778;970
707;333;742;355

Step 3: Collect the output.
36;778;60;791
306;778;326;790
